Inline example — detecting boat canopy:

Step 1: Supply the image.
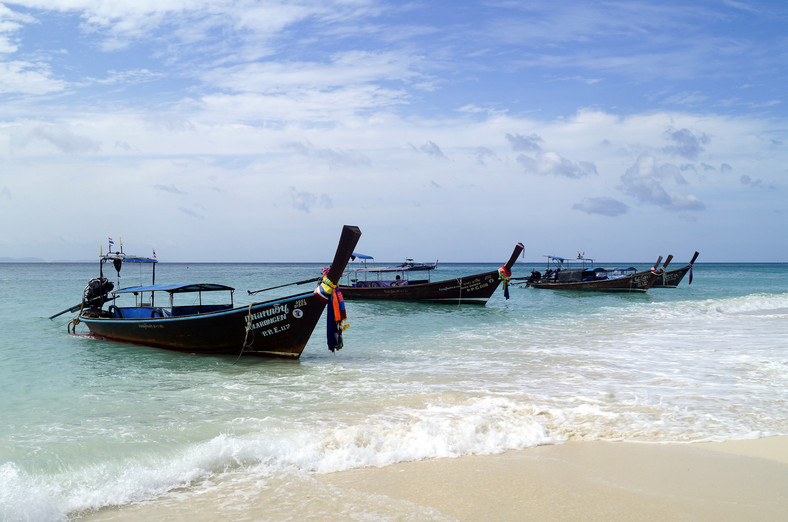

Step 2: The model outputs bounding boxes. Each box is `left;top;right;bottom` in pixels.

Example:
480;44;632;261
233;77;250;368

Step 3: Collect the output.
102;253;157;264
351;252;374;260
114;283;234;294
355;266;417;273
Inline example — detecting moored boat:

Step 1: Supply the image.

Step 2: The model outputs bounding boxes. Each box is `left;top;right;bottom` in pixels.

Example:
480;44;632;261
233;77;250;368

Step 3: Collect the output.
525;254;670;292
651;251;699;288
60;225;362;358
338;243;524;304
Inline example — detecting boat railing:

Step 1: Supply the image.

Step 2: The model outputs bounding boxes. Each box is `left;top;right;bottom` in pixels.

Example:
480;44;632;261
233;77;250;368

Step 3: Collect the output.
171;304;233;316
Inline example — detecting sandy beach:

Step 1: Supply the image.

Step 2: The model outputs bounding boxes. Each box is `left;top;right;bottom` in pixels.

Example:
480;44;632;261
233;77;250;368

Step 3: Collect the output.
83;436;788;521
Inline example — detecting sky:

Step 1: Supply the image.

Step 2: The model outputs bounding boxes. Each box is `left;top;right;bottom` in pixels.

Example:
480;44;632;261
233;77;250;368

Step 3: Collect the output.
0;0;786;263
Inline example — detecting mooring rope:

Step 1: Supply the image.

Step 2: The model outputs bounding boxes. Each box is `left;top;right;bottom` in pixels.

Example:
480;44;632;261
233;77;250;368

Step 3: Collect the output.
235;301;258;364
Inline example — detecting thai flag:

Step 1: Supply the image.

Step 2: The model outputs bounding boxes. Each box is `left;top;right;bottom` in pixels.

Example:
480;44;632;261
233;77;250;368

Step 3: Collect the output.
153;249;157;259
108;237;114;247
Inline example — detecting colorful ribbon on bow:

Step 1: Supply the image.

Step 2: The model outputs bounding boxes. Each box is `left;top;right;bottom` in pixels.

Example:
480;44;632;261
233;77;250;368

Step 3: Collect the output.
316;268;348;352
498;265;512;300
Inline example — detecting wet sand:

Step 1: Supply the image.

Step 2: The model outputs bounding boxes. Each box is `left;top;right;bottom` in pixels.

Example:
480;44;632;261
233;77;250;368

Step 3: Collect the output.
83;436;788;521
321;437;788;521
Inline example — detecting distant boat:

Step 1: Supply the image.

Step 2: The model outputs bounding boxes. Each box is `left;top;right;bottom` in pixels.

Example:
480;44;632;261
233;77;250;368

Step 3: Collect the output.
651;251;699;288
338;243;525;304
524;254;670;292
57;226;362;358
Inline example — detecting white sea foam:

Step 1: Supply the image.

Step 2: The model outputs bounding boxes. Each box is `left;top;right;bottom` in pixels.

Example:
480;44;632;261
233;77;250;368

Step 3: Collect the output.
1;397;558;520
0;463;66;522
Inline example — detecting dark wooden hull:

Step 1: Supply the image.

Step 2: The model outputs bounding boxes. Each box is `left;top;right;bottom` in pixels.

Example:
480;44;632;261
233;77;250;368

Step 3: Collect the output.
79;292;323;358
73;225;362;359
339;270;502;304
527;270;659;292
339;243;524;305
651;264;691;288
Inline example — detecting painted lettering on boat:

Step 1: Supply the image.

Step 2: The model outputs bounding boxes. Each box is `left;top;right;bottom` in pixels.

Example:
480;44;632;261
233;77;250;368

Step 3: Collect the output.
248;313;288;332
247;302;305;332
258;323;291;337
437;276;492;293
249;304;290;322
138;324;164;329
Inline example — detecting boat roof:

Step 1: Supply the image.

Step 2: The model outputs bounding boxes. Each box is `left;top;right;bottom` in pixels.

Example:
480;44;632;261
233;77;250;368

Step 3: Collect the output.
351;252;374;260
114;283;234;294
544;254;596;265
355;266;415;273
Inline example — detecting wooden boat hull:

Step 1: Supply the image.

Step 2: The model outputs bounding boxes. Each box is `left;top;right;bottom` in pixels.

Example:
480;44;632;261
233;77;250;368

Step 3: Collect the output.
339;243;524;305
79;292;323;358
651;252;698;288
527;270;658;292
339;270;503;304
651;265;691;288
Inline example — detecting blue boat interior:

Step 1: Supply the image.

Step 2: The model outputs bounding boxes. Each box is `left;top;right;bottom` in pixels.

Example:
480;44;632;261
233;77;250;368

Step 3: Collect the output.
112;304;234;318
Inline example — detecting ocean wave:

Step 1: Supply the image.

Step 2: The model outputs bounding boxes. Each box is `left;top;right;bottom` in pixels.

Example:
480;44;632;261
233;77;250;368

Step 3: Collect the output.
0;397;559;520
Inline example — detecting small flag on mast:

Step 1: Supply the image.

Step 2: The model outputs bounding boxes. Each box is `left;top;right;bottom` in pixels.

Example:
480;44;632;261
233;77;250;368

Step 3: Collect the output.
153;249;157;259
108;237;114;250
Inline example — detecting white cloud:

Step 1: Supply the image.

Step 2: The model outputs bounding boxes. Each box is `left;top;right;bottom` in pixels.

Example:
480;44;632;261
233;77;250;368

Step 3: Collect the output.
618;155;705;211
10;123;100;153
573;197;629;216
0;61;66;94
517;151;597;178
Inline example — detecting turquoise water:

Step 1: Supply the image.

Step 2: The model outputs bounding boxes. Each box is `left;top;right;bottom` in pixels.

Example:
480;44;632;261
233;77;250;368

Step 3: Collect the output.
1;260;787;520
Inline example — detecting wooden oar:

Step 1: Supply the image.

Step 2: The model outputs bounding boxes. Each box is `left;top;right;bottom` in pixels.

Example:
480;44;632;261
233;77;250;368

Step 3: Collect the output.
247;277;322;296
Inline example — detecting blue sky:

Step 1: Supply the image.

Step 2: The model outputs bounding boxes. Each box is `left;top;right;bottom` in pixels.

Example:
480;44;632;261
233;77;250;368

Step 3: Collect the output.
1;0;785;263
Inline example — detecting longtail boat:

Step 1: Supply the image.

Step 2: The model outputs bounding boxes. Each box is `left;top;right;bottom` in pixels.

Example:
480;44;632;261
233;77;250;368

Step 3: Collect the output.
337;243;524;305
57;225;362;358
524;254;670;292
651;251;699;288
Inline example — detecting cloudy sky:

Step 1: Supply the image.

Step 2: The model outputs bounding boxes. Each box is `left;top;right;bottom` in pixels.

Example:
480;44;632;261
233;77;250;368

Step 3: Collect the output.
1;0;785;263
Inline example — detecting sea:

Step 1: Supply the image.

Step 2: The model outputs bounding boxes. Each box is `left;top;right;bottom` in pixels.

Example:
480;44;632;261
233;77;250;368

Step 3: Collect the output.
1;259;787;521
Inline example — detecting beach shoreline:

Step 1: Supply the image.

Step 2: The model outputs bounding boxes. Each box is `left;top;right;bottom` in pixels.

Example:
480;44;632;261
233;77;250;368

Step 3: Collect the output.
82;436;788;521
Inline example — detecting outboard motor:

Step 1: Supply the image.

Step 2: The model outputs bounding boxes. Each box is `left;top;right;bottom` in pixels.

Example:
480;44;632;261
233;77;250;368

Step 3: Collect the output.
528;270;541;283
84;277;114;304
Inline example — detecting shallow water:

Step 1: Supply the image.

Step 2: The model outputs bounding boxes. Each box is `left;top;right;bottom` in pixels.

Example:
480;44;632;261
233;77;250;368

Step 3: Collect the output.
1;260;786;520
